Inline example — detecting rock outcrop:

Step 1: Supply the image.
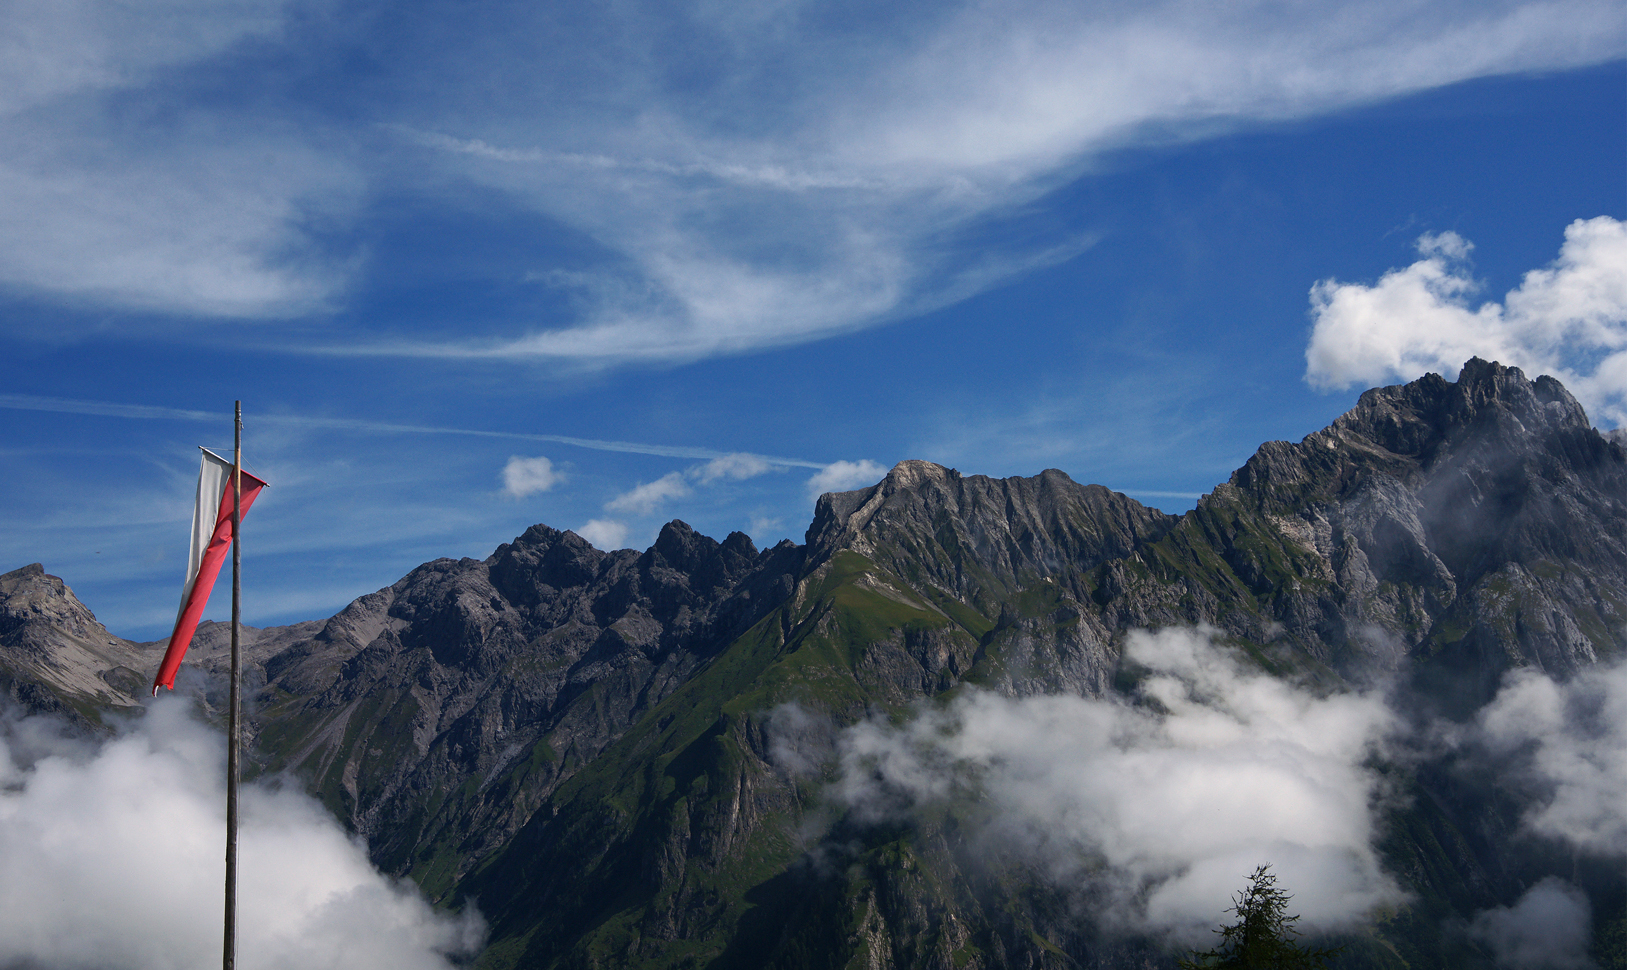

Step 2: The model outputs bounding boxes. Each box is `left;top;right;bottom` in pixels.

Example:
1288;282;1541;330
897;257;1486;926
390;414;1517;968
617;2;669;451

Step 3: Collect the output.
249;520;804;882
0;562;151;724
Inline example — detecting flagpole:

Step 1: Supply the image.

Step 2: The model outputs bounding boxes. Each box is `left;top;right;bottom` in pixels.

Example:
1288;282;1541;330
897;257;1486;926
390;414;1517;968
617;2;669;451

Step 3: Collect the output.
225;401;241;970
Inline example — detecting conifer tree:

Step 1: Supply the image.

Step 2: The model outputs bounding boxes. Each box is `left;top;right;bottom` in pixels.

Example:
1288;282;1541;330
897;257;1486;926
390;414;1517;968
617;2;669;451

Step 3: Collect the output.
1178;865;1339;970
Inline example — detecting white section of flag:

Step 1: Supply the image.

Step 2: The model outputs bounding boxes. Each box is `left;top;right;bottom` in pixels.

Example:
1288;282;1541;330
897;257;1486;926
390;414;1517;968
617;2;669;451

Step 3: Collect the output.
176;448;231;628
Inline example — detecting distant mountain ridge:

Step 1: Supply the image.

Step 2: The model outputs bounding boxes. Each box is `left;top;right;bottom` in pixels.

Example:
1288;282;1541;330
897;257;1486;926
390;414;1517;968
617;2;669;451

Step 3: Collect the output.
3;358;1624;969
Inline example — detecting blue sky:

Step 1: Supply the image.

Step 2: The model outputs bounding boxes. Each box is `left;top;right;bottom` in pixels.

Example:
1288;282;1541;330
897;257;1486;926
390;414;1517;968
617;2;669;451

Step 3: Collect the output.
1;0;1624;640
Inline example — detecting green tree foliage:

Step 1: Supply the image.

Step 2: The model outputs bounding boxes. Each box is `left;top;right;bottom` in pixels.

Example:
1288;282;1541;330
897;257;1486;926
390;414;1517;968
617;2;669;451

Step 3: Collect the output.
1178;865;1340;970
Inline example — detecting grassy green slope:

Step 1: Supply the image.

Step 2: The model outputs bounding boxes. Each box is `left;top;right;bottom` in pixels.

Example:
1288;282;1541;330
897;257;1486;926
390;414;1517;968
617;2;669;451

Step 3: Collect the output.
459;550;989;970
449;514;1497;970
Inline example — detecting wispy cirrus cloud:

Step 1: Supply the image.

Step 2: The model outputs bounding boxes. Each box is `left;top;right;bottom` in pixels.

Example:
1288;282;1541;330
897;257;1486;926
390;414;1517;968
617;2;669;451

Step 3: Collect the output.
2;0;1619;359
393;127;886;192
0;0;358;322
0;131;357;319
0;0;284;115
356;0;1625;364
0;392;825;467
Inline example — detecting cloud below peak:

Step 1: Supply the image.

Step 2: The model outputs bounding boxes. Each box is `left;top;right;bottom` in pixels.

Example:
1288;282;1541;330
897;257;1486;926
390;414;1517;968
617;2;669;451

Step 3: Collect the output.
1468;878;1595;970
1471;657;1627;857
0;699;483;970
823;627;1403;938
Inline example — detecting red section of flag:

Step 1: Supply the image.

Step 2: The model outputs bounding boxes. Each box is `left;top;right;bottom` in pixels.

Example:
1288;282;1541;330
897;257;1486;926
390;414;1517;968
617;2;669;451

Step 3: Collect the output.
151;469;268;694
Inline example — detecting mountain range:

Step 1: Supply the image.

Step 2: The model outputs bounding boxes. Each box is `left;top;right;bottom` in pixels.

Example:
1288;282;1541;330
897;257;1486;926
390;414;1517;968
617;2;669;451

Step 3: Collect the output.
3;358;1624;969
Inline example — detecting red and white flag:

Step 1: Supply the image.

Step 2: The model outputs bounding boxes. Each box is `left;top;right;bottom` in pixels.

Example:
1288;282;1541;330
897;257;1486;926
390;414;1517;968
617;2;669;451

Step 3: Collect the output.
152;448;268;695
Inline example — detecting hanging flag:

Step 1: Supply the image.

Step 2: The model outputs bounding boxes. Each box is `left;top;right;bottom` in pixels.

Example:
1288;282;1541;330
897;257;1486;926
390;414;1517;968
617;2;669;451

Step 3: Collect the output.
151;448;268;695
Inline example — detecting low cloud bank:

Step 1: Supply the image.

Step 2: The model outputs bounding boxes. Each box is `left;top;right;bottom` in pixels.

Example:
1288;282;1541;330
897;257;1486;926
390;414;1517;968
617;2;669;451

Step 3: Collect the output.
797;624;1627;945
0;699;483;970
1471;658;1627;857
1467;878;1595;970
822;627;1403;938
1305;216;1627;426
1453;658;1627;968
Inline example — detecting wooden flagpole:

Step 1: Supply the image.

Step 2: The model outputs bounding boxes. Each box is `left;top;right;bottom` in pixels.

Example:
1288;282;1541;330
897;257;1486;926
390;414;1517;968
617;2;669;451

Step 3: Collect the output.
225;401;241;970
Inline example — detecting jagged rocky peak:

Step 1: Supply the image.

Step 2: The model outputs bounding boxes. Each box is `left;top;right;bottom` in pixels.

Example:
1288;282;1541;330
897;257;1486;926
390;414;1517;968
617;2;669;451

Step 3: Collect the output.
0;563;141;666
239;513;806;873
1230;358;1624;513
1328;356;1593;458
1193;360;1626;689
806;459;1178;606
487;523;615;607
2;562;105;646
0;562;150;720
647;519;757;578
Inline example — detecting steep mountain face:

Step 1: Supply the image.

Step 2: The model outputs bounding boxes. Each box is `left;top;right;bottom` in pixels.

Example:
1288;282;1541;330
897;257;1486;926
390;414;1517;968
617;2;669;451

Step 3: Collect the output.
2;359;1623;970
1096;359;1627;708
804;461;1179;699
0;562;151;724
250;521;804;884
1220;358;1625;694
0;558;323;724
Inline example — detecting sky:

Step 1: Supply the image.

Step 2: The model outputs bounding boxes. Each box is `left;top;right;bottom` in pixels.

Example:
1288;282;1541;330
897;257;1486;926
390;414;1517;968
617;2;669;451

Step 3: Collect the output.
0;0;1624;640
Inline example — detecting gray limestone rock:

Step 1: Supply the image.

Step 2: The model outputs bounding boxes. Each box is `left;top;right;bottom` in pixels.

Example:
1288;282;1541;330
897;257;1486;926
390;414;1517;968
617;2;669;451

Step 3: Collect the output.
0;562;152;724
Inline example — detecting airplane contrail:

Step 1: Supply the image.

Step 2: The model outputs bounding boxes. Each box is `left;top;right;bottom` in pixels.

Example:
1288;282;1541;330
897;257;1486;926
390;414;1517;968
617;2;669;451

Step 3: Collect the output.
0;393;827;469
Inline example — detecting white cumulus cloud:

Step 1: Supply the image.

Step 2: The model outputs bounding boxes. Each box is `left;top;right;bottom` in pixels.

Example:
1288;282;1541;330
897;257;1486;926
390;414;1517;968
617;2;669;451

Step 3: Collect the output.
694;453;774;484
0;699;483;970
501;455;562;498
1305;216;1627;426
605;471;691;515
593;452;786;523
828;627;1402;938
806;459;887;498
574;518;630;551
